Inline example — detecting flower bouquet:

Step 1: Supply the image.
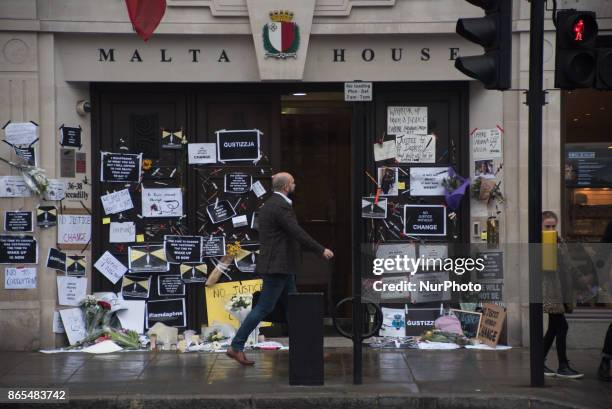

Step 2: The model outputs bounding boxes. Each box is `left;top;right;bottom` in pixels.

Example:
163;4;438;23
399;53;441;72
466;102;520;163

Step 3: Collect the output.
225;294;259;346
205;241;242;286
0;156;49;196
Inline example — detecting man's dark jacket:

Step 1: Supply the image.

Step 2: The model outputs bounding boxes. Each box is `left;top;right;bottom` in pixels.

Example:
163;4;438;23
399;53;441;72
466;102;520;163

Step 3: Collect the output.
256;193;325;275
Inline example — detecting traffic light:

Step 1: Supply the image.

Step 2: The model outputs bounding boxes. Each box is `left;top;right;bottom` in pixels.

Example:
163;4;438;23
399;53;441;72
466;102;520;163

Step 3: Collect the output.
595;47;612;90
455;0;512;90
554;10;598;89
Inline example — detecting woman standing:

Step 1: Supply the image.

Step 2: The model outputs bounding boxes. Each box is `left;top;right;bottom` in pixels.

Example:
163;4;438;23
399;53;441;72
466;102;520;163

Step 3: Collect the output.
541;211;584;379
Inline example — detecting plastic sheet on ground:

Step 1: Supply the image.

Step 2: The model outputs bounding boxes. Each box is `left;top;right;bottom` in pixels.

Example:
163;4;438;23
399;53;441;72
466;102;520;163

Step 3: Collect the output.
465;344;512;351
82;340;123;354
418;341;461;350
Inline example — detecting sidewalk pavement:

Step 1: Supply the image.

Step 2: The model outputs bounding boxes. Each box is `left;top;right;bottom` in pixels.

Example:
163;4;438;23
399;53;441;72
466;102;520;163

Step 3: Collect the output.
0;346;609;409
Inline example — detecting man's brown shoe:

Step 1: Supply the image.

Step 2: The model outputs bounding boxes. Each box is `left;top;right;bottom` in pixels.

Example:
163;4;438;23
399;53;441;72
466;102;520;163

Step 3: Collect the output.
226;347;255;366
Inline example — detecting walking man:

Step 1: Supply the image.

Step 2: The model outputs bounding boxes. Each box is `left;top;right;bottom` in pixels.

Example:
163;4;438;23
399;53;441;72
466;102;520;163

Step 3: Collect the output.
226;172;334;365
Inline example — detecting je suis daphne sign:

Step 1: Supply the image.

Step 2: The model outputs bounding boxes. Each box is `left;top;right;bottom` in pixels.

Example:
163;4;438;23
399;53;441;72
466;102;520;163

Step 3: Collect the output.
263;10;300;59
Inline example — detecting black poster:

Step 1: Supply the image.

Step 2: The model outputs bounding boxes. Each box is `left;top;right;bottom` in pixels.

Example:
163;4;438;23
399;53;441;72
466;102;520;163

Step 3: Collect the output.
164;235;203;263
565;143;612;187
37;206;57;228
161;129;185;149
403;205;446;236
405;308;441;336
146;298;186;328
206;200;236;224
122;274;151;298
158;275;185;296
13;146;36;166
100;152;142;182
234;242;259;273
66;255;86;276
450;309;482;338
0;235;37;264
180;263;207;283
216;130;261;162
202;235;226;257
476;251;503;280
128;244;169;273
46;248;66;272
4;211;33;232
60;126;82;148
224;172;252;194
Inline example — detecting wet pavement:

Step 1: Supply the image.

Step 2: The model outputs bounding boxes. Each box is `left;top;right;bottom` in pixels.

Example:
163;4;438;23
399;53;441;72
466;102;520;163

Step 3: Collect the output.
0;346;610;409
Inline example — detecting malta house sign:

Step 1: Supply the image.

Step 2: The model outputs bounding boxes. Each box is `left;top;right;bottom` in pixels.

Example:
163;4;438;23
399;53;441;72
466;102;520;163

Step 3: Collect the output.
263;10;299;59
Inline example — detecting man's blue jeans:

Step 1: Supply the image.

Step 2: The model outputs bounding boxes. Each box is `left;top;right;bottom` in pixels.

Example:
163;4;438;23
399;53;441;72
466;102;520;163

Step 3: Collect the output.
231;274;296;352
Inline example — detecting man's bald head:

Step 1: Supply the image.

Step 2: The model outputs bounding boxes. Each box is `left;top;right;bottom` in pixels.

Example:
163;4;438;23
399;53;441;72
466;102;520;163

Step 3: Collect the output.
272;172;295;193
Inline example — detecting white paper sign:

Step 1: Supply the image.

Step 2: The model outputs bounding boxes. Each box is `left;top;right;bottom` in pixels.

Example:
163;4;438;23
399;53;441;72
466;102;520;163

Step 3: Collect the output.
94;251;127;284
380;307;406;337
251;181;266;198
344;81;372;101
373;140;397;162
387;106;428;135
4;267;37;289
59;308;87;345
396;134;436;163
53;310;65;333
375;244;417;274
409;167;448;196
101;189;134;215
4;122;38;146
141;188;183;218
57;276;87;306
43;179;66;201
419;244;449;260
473;128;502;159
0;176;32;198
116;300;146;334
57;214;92;245
188;143;217;164
109;222;136;243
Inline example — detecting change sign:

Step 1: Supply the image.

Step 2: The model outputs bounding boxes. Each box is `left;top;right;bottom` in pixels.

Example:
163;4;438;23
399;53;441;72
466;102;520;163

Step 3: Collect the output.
403;205;446;236
216;130;261;162
0;235;37;264
164;235;203;263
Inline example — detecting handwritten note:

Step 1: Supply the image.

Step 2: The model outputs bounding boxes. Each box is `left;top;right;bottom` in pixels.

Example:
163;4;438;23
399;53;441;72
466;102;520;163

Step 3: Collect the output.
141;188;183;218
3;122;38;146
396;134;436;163
43;179;66;201
94;251;127;284
57;276;87;306
0;176;32;198
59;308;87;345
57;214;92;245
387;106;428;135
473;128;502;159
101;189;134;215
109;222;136;243
4;267;37;289
409;167;448;196
373;140;397;162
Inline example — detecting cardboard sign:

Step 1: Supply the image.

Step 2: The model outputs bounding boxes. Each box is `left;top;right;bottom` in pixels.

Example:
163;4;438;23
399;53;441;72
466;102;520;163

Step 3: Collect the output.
409;167;448;196
57;214;91;246
13;145;36;166
43;179;66;201
141;187;183;218
473;128;502;159
396;134;436;163
4;211;33;232
94;251;127;284
46;248;67;272
405;308;441;336
476;251;503;280
164;235;203;263
4;267;37;289
206;200;236;224
202;235;226;258
387;106;428;135
60;126;82;148
3;122;38;146
158;275;185;296
128;244;169;273
121;274;151;298
57;276;87;306
0;176;31;198
478;303;506;347
204;279;264;329
251;180;266;198
404;205;446;236
101;189;134;215
180;263;207;283
100;152;142;182
37;206;57;228
450;309;482;338
0;235;37;264
224;172;252;194
59;308;87;345
361;197;387;219
109;222;136;243
146;298;186;328
187;143;216;164
66;255;86;277
216;129;261;163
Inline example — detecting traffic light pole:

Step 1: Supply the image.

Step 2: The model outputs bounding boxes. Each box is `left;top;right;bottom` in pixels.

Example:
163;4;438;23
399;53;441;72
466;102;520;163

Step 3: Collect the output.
527;0;545;388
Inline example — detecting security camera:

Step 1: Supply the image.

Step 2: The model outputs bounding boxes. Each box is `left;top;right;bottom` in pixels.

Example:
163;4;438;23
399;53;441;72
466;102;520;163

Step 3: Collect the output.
76;100;91;116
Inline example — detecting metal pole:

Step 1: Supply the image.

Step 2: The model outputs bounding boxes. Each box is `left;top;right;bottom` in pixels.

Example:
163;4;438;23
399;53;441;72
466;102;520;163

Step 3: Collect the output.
527;0;546;388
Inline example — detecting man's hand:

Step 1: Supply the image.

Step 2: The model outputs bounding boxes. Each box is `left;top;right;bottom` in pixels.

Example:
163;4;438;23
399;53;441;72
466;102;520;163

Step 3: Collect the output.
322;249;334;260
